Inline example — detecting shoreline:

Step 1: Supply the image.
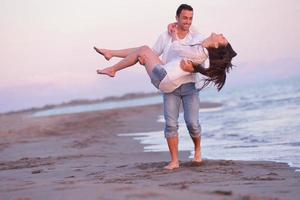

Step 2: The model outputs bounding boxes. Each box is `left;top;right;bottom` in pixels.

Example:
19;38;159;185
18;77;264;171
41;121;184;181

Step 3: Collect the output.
1;103;299;200
0;92;161;115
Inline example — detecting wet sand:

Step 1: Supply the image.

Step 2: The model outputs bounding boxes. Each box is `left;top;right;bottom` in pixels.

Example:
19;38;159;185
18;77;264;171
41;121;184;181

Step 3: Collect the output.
0;103;299;200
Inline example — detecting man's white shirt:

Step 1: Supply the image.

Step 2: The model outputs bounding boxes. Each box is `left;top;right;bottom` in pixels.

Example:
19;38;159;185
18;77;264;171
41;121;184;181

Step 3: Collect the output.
152;29;206;92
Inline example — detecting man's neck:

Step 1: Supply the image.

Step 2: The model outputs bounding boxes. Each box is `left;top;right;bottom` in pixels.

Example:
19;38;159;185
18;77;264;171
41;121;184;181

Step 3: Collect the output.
176;27;189;39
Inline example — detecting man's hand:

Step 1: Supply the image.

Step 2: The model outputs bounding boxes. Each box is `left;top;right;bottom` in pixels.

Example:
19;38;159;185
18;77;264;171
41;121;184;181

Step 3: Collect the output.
180;59;194;72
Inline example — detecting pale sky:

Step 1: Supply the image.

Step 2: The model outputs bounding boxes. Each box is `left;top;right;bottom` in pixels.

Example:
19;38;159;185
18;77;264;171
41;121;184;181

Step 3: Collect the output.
1;0;300;112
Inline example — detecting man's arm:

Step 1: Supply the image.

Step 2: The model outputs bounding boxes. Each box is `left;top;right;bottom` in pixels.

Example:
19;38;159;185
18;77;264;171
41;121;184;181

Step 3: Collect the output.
180;60;209;76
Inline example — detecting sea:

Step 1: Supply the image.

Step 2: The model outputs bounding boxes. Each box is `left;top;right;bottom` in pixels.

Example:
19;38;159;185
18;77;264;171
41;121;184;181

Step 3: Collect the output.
33;77;300;171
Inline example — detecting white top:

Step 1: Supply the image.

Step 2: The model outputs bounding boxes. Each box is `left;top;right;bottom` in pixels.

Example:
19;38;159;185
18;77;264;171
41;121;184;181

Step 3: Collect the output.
158;59;189;93
152;30;203;63
166;40;207;64
158;44;208;93
152;30;205;92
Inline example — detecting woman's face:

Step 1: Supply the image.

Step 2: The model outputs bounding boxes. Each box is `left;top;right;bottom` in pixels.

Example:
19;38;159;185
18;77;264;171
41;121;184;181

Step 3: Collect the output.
208;33;228;48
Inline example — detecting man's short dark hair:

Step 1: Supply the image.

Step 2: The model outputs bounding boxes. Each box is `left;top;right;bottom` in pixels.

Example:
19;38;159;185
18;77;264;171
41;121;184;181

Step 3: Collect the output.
176;4;193;17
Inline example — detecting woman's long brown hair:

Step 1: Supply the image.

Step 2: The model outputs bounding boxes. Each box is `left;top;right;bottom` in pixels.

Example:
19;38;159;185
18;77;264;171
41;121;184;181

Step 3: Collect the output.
195;43;237;91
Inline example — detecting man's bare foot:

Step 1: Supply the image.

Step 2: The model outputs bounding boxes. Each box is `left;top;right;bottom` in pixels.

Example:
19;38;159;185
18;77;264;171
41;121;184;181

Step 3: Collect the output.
192;150;202;163
93;47;112;61
163;162;179;170
96;67;116;77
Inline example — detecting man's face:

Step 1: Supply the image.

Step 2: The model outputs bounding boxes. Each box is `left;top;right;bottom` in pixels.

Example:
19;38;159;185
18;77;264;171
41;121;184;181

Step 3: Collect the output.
176;9;193;31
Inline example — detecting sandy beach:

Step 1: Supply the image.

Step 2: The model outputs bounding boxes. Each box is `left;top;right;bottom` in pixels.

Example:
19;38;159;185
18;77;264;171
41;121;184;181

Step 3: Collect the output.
0;102;299;200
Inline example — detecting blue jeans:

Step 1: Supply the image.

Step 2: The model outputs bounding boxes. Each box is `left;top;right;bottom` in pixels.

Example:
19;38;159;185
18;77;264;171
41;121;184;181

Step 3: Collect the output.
163;82;201;138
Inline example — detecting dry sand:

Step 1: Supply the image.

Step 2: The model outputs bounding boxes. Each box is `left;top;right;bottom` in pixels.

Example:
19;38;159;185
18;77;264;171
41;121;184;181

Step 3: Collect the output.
0;103;299;200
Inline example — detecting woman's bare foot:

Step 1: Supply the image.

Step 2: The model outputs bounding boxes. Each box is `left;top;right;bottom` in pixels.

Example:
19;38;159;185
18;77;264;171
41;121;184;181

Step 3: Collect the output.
93;47;113;61
96;67;116;77
163;161;179;170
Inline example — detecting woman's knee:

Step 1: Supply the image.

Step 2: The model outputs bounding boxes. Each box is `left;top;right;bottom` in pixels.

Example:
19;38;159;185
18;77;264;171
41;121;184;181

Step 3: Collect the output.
138;45;152;55
137;45;149;52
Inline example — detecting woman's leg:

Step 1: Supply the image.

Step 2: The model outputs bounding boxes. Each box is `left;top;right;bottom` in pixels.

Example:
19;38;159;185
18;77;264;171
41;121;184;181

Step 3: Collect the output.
97;45;162;77
94;47;139;60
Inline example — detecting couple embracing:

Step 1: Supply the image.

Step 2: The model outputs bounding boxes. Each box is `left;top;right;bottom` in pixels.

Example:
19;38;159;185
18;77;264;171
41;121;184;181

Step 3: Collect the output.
94;4;237;170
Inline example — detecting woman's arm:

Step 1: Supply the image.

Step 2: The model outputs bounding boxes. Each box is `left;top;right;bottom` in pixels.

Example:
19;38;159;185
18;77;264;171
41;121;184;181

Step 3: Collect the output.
167;22;177;34
167;22;178;41
194;64;208;76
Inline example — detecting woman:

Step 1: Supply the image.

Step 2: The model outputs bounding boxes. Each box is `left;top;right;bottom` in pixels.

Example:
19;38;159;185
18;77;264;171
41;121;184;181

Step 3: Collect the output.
95;33;237;92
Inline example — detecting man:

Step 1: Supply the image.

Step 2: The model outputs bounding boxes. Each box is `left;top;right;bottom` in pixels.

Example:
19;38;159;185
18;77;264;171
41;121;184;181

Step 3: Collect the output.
152;4;203;170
